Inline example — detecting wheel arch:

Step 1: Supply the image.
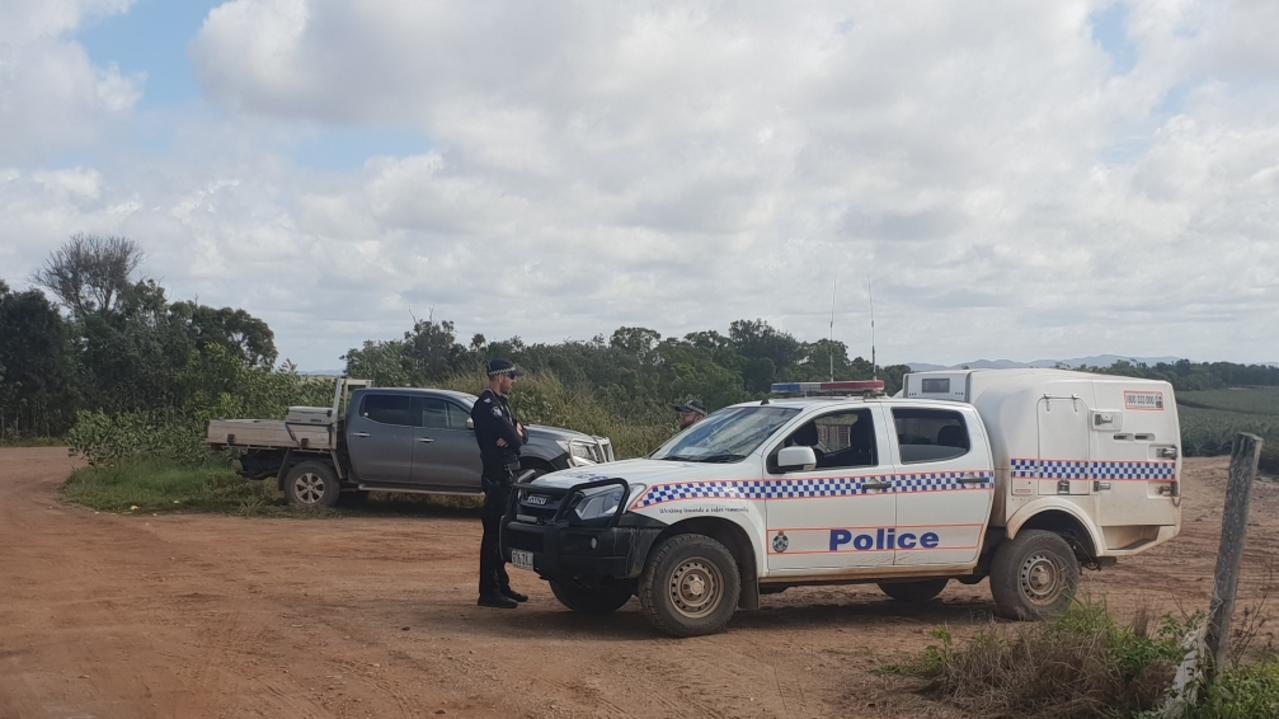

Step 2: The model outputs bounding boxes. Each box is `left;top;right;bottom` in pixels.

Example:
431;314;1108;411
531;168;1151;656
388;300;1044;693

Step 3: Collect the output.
276;450;339;491
650;516;762;610
1006;502;1101;562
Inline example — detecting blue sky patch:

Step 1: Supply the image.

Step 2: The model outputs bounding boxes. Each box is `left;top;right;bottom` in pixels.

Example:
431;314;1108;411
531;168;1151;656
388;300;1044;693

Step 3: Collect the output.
1090;1;1138;76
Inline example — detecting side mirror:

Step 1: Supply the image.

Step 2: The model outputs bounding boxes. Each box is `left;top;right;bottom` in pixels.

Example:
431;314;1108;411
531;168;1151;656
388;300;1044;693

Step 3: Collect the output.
777;446;817;471
466;417;475;430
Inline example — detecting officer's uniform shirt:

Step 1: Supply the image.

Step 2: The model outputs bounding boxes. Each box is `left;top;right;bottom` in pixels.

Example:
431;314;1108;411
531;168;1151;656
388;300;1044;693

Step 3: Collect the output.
471;389;523;472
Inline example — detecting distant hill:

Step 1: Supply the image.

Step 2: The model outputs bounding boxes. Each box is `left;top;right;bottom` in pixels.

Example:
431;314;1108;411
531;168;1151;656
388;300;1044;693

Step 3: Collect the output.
906;354;1187;372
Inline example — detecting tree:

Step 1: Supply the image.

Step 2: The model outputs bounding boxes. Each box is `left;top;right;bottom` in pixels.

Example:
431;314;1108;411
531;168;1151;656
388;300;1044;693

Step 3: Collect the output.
168;302;277;368
0;281;75;436
610;327;662;360
32;234;144;317
343;339;414;387
403;319;469;380
728;319;802;374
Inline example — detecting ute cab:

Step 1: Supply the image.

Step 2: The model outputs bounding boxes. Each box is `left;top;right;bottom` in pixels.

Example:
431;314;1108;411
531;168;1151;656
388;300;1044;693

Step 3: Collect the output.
503;370;1182;637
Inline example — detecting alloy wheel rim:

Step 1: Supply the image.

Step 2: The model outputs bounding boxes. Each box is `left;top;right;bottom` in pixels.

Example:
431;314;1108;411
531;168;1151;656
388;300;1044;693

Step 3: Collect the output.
293;473;326;504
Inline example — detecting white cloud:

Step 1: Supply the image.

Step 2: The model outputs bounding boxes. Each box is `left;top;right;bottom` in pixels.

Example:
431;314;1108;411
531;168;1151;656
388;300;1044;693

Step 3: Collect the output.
2;0;1278;368
0;0;143;163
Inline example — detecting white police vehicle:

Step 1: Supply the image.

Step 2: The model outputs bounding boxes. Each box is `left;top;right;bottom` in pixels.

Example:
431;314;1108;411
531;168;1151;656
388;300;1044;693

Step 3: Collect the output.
503;369;1182;636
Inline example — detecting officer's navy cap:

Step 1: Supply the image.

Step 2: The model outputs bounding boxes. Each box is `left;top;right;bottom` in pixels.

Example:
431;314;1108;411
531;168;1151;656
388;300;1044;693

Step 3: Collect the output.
672;399;707;415
486;358;524;378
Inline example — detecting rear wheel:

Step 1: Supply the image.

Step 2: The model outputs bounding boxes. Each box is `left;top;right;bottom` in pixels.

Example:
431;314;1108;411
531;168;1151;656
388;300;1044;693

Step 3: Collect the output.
283;461;341;510
989;530;1079;620
877;578;949;602
549;580;633;614
638;534;741;637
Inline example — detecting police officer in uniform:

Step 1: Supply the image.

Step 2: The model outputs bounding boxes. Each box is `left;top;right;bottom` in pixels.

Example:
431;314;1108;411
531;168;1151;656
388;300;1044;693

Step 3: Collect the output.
471;359;529;609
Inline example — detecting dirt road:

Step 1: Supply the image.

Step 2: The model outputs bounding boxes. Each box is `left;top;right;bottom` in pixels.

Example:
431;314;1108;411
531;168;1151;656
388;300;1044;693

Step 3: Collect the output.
2;448;1277;719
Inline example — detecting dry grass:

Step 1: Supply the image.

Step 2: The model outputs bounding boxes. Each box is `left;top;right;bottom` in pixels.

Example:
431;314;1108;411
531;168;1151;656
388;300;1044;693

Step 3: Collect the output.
888;600;1191;719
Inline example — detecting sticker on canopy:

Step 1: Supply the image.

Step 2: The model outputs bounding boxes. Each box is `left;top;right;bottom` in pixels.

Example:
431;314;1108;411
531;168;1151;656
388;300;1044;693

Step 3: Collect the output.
1124;391;1165;411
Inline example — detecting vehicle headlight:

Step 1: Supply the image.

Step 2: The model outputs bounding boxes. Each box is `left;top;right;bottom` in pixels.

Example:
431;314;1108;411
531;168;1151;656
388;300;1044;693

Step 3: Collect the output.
569;483;643;522
557;439;598;465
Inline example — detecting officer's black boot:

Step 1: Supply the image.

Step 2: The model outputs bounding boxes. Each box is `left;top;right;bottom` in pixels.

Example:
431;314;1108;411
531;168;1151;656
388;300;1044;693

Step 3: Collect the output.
477;593;518;609
500;586;528;603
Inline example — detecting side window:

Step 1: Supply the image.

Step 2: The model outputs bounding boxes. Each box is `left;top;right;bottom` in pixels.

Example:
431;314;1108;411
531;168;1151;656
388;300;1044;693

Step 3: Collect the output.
421;398;471;430
893;408;970;463
421;398;450;429
445;403;471;430
360;394;416;426
770;409;878;472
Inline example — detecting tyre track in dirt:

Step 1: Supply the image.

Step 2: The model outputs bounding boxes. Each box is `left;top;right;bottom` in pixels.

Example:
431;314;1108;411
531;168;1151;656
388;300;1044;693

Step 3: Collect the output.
2;449;1277;719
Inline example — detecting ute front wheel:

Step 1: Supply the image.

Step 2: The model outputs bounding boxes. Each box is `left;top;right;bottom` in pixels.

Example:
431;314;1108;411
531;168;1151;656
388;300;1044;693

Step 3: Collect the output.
989;529;1079;620
638;534;741;637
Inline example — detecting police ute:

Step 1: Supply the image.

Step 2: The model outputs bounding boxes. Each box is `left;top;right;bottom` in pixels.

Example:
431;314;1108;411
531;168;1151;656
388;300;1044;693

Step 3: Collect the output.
502;369;1182;637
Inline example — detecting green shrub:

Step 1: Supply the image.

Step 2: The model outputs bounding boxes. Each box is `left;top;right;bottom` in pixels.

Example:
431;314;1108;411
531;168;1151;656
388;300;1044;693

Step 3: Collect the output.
438;371;671;458
1193;659;1279;719
67;354;332;467
894;601;1194;719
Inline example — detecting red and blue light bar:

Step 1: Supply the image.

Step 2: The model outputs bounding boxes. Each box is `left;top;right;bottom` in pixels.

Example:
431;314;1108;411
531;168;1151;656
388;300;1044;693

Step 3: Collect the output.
770;379;886;394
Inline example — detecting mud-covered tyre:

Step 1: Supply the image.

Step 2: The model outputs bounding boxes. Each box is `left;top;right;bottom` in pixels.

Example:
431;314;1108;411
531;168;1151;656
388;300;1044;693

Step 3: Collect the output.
877;578;949;603
283;461;341;510
549;580;633;614
638;534;741;637
989;529;1080;620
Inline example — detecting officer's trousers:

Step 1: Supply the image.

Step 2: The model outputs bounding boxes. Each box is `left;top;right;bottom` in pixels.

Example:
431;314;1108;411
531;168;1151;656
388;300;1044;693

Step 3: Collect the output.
478;468;513;598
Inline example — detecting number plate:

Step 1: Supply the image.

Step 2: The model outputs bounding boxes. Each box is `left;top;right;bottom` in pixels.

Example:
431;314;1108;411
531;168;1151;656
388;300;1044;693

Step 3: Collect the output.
511;549;535;571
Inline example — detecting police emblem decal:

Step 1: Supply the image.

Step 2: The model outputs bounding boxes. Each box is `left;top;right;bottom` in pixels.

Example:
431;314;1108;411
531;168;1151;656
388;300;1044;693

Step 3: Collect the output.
772;531;789;553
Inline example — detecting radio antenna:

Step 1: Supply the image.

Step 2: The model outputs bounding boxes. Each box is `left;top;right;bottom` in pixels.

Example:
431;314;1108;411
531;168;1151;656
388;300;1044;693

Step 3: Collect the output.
866;277;877;380
828;275;838;381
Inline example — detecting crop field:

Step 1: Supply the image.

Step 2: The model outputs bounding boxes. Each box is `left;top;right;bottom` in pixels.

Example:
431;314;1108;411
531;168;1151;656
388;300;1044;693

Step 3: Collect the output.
1179;387;1279;415
1178;387;1279;471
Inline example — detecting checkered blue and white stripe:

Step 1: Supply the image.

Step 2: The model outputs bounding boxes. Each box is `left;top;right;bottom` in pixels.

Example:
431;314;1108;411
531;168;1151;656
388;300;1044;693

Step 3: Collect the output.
1011;458;1175;481
636;471;993;508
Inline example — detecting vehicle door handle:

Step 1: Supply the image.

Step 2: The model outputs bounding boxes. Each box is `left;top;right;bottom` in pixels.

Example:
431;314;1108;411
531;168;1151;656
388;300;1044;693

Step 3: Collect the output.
352;432;371;438
1093;481;1112;491
862;481;891;490
416;437;435;444
1157;446;1178;459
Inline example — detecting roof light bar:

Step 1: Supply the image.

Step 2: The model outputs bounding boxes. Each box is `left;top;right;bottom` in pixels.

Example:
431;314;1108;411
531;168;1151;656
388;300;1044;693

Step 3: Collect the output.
770;379;886;394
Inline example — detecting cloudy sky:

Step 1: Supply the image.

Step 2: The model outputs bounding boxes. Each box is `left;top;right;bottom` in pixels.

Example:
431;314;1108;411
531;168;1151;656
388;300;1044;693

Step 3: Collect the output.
2;0;1276;370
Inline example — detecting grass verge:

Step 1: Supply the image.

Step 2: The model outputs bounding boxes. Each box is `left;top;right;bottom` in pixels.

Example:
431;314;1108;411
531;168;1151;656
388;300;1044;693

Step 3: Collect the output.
64;459;284;514
63;458;486;517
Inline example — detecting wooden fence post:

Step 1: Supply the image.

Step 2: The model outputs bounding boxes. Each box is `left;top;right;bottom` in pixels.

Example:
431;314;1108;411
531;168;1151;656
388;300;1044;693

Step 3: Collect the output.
1204;432;1264;679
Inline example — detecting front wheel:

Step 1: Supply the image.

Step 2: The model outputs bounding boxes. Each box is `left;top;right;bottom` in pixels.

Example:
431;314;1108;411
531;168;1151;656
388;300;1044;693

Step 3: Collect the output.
638;534;741;637
988;530;1080;620
283;461;341;510
549;580;634;614
878;578;949;602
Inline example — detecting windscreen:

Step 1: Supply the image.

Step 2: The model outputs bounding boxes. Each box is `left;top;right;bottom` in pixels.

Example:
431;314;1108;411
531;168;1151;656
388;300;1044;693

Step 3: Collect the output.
650;406;800;463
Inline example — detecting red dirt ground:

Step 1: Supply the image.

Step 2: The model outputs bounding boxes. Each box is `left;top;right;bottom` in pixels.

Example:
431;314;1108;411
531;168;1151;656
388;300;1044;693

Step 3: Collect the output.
2;449;1276;719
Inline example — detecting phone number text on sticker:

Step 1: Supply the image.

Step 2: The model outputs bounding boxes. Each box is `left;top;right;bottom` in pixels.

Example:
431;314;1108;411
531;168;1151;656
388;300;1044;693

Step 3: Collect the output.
1124;390;1165;411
